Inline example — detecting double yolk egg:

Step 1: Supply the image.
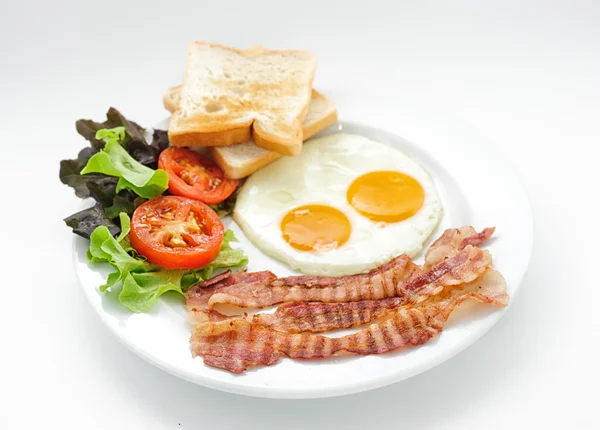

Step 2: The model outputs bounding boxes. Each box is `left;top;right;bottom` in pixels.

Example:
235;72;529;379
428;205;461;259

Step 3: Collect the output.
281;170;425;252
233;133;443;276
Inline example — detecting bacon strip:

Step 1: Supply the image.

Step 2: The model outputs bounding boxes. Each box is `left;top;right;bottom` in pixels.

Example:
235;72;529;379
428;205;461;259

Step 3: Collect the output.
190;269;509;373
425;226;495;266
187;244;491;310
188;298;407;333
187;254;416;310
253;298;406;333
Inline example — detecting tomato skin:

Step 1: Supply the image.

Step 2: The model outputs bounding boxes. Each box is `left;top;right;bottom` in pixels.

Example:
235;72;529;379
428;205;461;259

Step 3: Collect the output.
158;148;238;205
129;196;224;269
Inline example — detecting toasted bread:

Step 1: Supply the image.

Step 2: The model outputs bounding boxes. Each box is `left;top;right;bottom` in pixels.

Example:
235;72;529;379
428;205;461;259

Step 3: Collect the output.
163;46;269;118
211;92;337;178
163;87;337;179
168;42;316;155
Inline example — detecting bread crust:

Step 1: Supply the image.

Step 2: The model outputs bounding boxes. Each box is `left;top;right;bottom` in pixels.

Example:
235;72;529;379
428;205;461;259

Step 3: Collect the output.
300;96;338;140
170;125;253;147
162;86;180;113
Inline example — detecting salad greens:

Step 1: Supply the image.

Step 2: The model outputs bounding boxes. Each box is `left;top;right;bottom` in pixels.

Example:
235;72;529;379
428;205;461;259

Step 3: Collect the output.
60;108;169;239
88;214;247;312
75;107;168;166
61;108;248;313
65;202;120;239
81;127;169;199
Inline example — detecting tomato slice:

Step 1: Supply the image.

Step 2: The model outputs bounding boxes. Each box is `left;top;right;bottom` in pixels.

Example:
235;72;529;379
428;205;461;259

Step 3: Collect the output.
129;196;224;269
158;148;238;205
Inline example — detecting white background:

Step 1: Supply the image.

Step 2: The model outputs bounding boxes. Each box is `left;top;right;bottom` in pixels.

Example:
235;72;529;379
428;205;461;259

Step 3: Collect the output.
1;0;598;428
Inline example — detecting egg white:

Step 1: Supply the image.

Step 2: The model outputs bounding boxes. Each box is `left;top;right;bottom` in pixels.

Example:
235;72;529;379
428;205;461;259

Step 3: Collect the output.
233;133;444;276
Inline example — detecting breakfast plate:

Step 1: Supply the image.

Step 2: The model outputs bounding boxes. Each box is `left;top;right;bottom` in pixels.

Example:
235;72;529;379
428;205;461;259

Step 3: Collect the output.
73;118;533;399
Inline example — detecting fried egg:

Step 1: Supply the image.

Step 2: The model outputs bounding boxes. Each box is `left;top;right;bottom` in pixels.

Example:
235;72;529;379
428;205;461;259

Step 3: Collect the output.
233;133;443;276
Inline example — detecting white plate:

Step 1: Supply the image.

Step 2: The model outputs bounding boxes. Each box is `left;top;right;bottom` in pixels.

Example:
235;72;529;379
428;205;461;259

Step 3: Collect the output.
73;120;533;399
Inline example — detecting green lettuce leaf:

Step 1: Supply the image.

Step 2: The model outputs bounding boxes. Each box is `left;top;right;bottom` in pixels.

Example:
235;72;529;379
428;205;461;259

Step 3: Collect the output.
116;212;132;243
87;216;154;291
120;271;186;313
87;214;248;312
209;229;248;267
81;128;169;199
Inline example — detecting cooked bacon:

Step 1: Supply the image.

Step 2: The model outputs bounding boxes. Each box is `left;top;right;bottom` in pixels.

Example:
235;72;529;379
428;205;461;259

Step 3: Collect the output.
186;270;277;310
425;226;495;266
186;245;491;310
459;227;495;251
189;239;496;334
271;254;414;289
188;298;407;333
187;254;414;309
190;269;509;373
187;226;496;333
257;227;499;333
338;268;509;354
253;298;405;333
196;269;236;287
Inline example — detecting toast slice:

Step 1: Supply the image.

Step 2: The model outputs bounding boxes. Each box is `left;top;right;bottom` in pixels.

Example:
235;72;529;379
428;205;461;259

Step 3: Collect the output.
211;92;337;178
163;86;337;179
163;44;269;113
168;42;317;155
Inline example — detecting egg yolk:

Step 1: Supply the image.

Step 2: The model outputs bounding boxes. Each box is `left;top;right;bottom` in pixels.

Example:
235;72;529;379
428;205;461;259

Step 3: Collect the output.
281;205;351;252
347;171;424;223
